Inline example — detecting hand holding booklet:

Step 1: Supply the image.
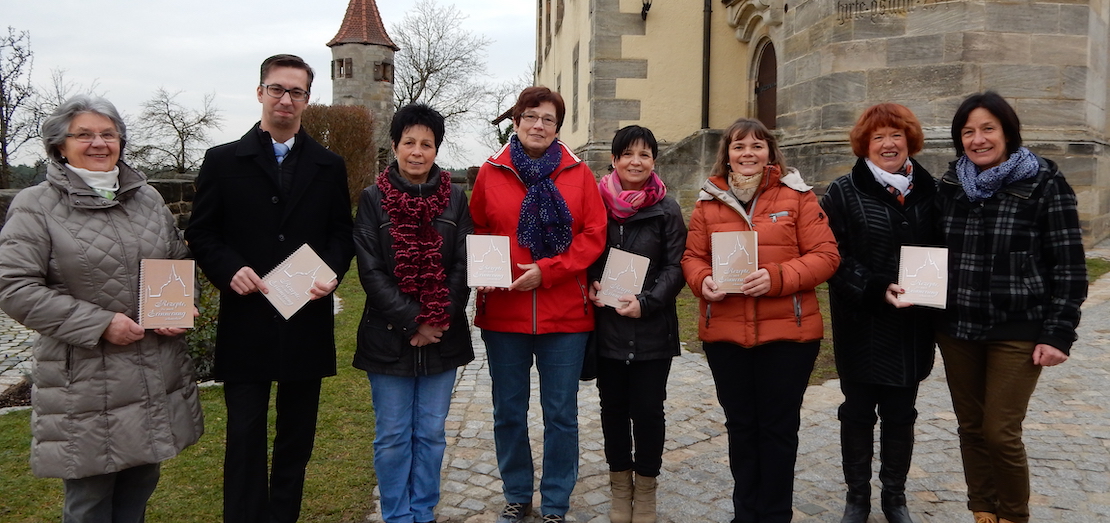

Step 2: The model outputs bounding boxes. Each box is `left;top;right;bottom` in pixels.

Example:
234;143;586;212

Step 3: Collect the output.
262;244;337;320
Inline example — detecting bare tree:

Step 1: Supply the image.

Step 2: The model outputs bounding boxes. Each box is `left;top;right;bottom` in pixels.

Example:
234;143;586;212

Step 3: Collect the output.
476;72;534;151
391;0;492;139
0;27;36;188
131;88;223;173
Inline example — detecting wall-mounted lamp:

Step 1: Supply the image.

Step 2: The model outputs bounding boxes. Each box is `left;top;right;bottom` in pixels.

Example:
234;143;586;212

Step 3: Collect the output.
642;0;652;20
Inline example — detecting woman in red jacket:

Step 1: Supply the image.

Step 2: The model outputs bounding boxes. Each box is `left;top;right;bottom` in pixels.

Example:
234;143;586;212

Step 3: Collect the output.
681;118;839;523
469;86;607;523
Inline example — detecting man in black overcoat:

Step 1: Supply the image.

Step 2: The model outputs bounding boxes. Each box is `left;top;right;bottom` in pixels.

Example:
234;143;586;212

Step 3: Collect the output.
185;54;354;523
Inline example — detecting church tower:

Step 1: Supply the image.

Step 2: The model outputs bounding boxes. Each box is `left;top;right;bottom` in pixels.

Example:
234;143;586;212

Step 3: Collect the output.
328;0;398;160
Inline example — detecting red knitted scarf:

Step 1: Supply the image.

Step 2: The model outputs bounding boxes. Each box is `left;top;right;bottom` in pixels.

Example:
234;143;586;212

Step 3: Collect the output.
378;169;452;328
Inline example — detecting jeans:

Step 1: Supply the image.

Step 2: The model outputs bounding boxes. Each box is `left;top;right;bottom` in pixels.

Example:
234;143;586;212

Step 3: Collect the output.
63;463;160;523
703;340;818;523
367;369;458;523
596;357;672;477
938;333;1042;523
483;330;588;516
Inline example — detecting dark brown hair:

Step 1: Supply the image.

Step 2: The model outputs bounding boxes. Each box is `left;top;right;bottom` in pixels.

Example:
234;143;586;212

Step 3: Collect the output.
950;91;1022;157
511;86;566;132
260;54;315;91
710;118;787;178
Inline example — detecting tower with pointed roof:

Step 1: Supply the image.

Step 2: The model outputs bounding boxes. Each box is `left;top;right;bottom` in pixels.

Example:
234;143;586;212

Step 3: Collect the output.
328;0;399;159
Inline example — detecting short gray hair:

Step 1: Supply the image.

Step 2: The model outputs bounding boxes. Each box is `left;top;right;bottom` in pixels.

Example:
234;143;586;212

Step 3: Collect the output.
42;95;128;163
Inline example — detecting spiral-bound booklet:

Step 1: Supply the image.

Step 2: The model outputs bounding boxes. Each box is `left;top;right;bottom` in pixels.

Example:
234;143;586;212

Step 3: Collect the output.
597;248;650;308
466;235;513;288
897;246;948;308
712;231;758;294
262;244;337;319
138;259;195;328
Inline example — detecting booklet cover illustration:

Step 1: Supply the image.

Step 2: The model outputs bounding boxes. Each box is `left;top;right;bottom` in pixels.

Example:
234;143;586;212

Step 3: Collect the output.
712;231;758;294
467;235;513;288
597;248;650;308
262;244;338;320
138;259;195;329
898;246;948;309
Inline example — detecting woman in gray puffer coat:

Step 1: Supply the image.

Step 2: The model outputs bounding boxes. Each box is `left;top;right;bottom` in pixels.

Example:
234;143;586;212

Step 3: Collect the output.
0;95;203;523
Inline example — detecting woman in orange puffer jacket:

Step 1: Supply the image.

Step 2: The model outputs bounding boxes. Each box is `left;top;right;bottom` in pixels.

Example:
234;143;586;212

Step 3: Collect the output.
681;118;839;523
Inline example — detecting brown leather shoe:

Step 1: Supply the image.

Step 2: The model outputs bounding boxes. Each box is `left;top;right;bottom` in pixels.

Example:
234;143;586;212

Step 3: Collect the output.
973;511;998;523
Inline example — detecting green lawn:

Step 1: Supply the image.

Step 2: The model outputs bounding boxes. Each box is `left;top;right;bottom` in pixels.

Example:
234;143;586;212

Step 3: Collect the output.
0;271;375;522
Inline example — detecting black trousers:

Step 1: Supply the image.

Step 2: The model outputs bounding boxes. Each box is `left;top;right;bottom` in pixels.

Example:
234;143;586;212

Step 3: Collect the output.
596;356;673;477
703;340;818;523
837;379;919;427
223;379;322;523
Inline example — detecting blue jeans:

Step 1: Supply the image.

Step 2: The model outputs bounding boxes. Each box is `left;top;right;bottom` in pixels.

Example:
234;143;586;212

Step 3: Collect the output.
482;330;588;516
367;369;458;523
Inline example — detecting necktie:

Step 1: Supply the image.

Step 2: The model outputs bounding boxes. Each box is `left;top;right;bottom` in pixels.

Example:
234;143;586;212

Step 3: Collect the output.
273;142;289;165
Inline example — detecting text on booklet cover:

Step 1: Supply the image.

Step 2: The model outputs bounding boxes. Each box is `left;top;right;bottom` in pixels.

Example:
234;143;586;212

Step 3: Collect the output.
897;246;948;309
712;231;759;294
262;244;338;320
467;235;513;288
139;259;195;329
597;248;650;308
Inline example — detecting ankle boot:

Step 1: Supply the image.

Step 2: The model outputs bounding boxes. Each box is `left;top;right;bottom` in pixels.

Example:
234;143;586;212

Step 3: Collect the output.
840;421;874;523
879;423;915;523
609;470;634;523
631;473;657;523
972;512;997;523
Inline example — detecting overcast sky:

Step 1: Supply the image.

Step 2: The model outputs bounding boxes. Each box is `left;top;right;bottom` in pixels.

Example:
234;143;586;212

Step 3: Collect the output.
6;0;536;167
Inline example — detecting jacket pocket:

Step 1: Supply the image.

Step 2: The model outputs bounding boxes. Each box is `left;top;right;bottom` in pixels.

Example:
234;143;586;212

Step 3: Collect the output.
357;309;404;364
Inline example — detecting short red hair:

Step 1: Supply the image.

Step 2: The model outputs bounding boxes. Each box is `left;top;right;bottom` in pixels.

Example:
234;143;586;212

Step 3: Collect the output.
849;103;924;158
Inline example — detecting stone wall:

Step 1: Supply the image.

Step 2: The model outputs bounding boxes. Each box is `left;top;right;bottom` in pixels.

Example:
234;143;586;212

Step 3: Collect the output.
771;0;1110;247
0;175;196;231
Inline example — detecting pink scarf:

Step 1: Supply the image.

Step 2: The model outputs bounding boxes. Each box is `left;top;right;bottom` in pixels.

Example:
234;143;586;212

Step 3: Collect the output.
598;171;667;222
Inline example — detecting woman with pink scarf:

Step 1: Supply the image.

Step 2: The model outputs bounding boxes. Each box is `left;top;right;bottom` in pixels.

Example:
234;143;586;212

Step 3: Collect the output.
587;125;687;523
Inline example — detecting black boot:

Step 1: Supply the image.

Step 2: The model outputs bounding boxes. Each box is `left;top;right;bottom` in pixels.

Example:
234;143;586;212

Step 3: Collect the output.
879;423;915;523
840;421;873;523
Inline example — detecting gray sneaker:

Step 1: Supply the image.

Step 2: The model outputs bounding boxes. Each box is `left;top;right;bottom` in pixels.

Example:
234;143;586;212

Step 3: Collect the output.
496;502;532;523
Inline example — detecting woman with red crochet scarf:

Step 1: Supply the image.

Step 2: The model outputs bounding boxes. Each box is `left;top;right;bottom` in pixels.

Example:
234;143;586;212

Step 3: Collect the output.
352;103;474;523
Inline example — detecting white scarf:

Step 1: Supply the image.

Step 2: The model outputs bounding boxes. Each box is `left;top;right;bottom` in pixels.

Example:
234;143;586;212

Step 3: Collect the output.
67;165;120;199
865;158;912;196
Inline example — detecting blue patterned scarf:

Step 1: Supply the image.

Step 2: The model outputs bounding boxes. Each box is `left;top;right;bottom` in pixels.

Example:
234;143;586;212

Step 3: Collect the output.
511;135;573;260
956;146;1039;202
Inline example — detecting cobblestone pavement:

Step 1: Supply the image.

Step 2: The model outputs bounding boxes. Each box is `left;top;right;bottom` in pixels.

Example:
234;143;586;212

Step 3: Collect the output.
0;311;37;405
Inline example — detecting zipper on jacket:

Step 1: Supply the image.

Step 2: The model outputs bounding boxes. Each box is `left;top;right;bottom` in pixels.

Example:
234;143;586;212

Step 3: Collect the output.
532;289;538;335
769;211;789;223
415;346;426;376
793;293;802;327
705;303;712;329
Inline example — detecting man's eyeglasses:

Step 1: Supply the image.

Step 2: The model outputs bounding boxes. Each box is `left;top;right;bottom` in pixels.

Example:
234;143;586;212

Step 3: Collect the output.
66;131;120;143
261;83;309;102
520;114;557;129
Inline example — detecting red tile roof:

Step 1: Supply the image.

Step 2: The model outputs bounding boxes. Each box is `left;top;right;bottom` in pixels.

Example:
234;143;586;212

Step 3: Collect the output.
327;0;399;50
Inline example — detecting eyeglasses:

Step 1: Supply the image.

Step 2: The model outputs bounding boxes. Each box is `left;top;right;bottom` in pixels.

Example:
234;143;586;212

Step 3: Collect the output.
66;131;120;143
520;113;557;129
260;83;309;102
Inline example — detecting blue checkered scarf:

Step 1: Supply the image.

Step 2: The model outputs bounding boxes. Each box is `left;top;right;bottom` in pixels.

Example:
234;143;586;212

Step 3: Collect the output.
955;146;1039;202
510;135;573;260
